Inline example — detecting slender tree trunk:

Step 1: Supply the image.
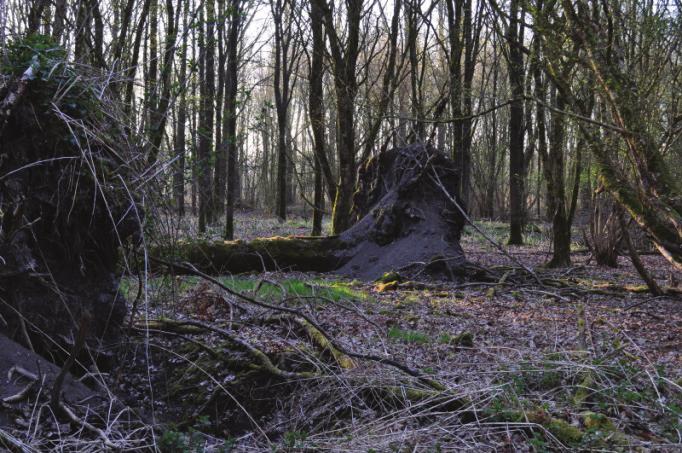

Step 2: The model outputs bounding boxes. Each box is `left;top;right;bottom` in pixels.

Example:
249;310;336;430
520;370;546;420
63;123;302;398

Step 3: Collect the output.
223;0;242;240
459;0;475;209
445;0;464;206
407;1;424;139
173;0;190;217
28;0;48;35
507;0;525;245
0;0;6;52
147;0;178;164
308;0;331;235
313;0;362;235
484;44;500;219
213;0;227;214
543;89;571;267
125;0;153;112
272;0;300;221
198;0;216;231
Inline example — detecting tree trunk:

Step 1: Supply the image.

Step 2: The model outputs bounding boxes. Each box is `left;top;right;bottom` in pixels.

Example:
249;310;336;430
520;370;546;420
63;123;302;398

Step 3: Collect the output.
124;0;152;112
198;0;216;231
445;0;464;206
312;156;324;236
147;0;178;165
313;0;362;235
507;0;525;245
308;0;329;236
223;0;242;240
213;0;227;215
173;0;190;217
543;89;571;267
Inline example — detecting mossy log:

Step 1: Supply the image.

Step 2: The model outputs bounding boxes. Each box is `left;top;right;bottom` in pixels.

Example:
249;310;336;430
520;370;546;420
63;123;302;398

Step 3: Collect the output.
153;236;344;274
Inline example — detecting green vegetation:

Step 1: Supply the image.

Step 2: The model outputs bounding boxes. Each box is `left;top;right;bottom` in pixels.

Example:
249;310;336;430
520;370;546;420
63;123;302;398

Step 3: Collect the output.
388;327;430;344
120;275;370;305
437;331;474;347
3;34;65;76
282;430;308;449
159;418;234;453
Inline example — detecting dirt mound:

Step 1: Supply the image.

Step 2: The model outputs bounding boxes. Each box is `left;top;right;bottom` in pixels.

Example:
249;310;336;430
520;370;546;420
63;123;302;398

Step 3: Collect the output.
0;36;141;366
337;143;466;280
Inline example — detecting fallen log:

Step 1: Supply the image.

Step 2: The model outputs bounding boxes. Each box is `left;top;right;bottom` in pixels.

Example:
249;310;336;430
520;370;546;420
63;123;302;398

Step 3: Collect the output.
154;236;343;274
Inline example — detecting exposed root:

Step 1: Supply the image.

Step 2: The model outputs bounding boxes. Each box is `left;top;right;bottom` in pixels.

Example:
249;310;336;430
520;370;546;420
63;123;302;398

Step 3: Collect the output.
8;365;38;382
2;381;37;405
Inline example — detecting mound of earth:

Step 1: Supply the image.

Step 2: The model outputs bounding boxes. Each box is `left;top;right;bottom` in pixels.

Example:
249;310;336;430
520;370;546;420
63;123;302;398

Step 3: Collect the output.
159;143;467;281
0;36;141;366
336;143;466;280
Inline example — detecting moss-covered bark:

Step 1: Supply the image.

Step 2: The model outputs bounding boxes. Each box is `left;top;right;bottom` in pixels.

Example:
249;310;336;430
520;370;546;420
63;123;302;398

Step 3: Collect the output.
153;236;344;274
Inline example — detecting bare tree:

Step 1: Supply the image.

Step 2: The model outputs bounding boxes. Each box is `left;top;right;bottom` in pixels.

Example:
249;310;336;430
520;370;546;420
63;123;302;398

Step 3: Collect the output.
312;0;363;234
224;0;245;240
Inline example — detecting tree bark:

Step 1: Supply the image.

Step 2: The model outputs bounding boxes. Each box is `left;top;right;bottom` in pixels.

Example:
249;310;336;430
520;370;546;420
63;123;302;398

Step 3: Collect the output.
309;0;330;236
223;0;242;240
313;0;362;235
544;89;571;267
506;0;525;245
147;0;178;165
173;0;190;217
445;0;464;205
198;0;216;231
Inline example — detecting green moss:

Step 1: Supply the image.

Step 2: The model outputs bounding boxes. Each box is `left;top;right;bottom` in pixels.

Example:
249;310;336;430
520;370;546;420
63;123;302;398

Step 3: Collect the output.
545;417;583;444
455;331;474;347
376;271;403;284
396;295;420;308
438;331;474;347
3;34;66;76
537;370;562;390
580;411;615;431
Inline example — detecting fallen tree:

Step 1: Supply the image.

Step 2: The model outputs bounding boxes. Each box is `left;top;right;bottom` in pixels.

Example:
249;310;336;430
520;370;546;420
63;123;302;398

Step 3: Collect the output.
0;36;141;365
157;143;468;281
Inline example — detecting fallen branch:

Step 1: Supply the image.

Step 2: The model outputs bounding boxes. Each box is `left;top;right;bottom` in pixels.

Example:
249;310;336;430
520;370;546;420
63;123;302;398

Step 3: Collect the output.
2;380;36;404
58;401;117;449
287;316;357;370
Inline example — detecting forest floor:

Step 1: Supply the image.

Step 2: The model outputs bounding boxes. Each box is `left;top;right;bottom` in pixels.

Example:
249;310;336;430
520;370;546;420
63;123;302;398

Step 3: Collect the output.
116;211;682;451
